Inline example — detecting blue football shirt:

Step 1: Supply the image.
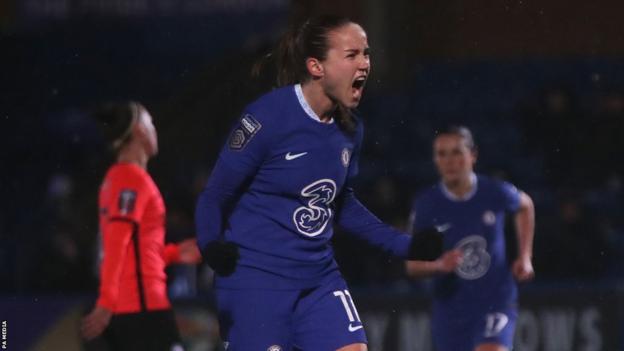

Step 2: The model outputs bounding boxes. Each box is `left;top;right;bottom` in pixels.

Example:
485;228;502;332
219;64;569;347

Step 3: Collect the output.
196;84;412;289
408;174;521;312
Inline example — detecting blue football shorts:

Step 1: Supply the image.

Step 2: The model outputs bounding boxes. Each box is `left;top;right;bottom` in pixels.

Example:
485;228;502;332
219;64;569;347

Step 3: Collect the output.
215;277;367;351
432;305;518;351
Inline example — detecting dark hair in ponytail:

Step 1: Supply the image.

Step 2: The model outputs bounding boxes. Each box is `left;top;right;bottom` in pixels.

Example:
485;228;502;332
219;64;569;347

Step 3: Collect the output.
93;101;144;153
275;15;350;86
259;15;359;134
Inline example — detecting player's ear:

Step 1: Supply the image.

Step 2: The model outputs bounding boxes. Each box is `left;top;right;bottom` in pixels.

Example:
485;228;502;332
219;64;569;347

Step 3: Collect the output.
306;57;324;79
471;148;478;164
130;109;145;140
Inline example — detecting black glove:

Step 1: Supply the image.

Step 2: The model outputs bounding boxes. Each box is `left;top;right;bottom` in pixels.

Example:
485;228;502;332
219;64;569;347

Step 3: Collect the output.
202;241;239;276
408;227;444;261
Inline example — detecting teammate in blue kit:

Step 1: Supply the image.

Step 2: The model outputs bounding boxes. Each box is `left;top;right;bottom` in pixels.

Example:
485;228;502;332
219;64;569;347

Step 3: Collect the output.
195;15;442;351
405;126;536;351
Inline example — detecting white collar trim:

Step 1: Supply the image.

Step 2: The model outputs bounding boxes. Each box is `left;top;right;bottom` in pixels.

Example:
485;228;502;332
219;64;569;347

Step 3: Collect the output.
441;173;478;202
294;84;334;124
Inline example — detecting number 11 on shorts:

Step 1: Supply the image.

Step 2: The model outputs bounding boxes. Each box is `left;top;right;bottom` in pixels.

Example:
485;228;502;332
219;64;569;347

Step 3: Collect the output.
334;290;363;332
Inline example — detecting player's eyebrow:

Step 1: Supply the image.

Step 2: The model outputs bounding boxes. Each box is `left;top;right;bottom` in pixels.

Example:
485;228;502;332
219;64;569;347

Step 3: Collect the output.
344;48;371;55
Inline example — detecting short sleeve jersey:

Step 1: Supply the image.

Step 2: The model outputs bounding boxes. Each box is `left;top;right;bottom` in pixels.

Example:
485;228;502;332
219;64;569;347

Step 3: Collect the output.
409;174;521;314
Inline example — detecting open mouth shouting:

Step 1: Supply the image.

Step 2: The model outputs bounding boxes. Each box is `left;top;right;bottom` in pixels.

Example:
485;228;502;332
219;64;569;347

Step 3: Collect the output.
351;75;368;102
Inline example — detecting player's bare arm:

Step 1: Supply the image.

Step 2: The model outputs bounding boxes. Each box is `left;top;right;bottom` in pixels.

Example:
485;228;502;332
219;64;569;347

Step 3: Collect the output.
512;191;535;282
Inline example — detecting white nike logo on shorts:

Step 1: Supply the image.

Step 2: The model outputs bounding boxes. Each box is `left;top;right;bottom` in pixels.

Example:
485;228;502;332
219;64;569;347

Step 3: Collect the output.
348;323;363;332
285;152;308;160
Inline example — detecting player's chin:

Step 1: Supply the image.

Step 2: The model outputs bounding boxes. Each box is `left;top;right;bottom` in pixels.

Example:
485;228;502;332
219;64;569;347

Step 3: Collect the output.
342;95;362;109
442;174;461;184
344;100;360;109
441;171;456;179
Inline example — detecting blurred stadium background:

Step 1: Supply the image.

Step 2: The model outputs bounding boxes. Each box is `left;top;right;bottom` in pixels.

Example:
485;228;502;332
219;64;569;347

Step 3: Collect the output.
1;0;624;350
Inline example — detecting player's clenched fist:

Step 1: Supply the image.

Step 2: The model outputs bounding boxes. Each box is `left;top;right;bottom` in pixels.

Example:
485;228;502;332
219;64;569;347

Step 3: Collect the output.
81;306;112;340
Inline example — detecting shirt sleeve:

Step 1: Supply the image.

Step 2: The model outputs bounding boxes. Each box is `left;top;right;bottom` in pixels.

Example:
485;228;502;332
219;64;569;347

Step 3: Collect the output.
499;181;521;213
408;195;432;233
105;172;151;222
96;221;134;310
334;120;411;258
97;172;150;310
334;186;412;258
195;111;273;250
219;111;271;173
163;243;181;265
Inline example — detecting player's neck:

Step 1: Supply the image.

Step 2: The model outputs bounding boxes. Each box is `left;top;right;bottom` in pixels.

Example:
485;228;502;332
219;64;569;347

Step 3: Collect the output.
301;82;336;123
443;174;475;198
117;141;149;169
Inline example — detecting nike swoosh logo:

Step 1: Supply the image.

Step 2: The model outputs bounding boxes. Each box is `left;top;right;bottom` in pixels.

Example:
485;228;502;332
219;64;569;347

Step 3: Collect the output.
435;223;453;232
285;152;308;161
348;324;363;332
